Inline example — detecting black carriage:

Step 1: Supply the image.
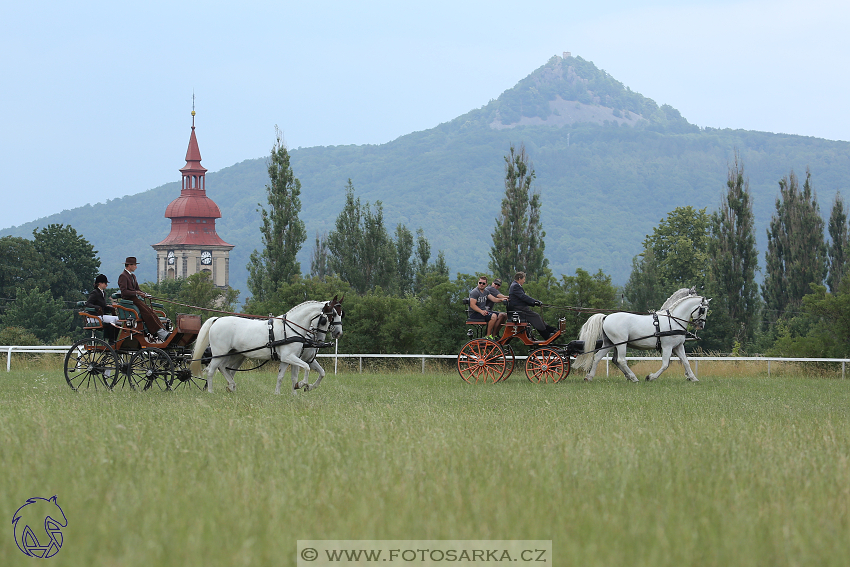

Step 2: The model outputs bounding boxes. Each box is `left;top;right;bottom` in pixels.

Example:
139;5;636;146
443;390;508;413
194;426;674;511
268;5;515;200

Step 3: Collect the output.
64;293;205;391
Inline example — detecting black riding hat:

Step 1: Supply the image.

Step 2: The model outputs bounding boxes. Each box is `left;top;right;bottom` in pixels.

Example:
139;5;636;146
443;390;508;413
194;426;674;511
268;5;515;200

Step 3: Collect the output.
95;274;109;285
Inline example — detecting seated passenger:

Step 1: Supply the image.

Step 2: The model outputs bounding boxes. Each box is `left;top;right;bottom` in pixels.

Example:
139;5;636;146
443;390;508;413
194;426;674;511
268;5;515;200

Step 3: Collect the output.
484;278;509;338
469;276;507;340
507;271;557;340
86;274;119;326
118;256;169;342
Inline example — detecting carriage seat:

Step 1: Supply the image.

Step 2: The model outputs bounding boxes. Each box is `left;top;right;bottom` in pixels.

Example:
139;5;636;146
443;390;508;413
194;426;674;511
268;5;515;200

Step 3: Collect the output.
110;292;170;333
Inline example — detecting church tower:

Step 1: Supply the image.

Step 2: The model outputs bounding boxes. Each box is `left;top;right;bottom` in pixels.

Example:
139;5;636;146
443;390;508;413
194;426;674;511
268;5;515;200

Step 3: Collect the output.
152;109;234;287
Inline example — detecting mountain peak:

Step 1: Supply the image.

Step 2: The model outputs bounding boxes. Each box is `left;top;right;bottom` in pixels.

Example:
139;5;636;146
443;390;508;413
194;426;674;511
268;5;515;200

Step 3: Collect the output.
486;54;697;133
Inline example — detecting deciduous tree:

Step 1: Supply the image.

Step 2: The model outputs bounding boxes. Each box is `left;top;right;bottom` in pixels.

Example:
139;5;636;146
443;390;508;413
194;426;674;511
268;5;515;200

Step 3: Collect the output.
32;224;100;302
1;287;73;343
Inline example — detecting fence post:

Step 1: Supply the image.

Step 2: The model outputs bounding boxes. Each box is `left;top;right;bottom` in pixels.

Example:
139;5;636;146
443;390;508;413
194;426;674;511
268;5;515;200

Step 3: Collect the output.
606;356;609;377
843;361;845;379
359;356;362;374
334;340;338;375
695;359;699;379
767;360;771;378
6;346;11;372
422;357;425;374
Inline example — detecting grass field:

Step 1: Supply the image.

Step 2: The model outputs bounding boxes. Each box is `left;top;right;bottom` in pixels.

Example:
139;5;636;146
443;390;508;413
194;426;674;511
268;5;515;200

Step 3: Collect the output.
1;359;849;566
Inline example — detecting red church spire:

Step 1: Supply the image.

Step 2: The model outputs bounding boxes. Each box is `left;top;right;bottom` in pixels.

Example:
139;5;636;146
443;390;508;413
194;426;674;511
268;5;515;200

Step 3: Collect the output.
153;109;232;247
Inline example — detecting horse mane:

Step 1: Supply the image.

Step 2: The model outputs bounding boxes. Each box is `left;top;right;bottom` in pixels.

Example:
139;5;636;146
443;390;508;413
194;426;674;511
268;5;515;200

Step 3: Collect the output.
659;288;696;311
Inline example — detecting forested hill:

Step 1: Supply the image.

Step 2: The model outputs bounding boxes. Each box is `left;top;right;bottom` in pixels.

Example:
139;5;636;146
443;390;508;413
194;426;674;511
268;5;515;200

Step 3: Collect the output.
3;54;850;296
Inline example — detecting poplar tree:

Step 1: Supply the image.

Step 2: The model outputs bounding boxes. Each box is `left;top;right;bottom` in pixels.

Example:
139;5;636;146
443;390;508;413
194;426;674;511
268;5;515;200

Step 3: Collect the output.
326;179;397;293
826;192;849;293
309;231;333;282
489;143;548;280
394;225;415;295
247;126;307;301
706;156;760;346
762;168;827;317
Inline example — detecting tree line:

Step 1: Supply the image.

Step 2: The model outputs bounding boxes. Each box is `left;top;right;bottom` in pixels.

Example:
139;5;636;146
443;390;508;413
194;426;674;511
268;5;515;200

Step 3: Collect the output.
3;132;848;359
625;153;850;357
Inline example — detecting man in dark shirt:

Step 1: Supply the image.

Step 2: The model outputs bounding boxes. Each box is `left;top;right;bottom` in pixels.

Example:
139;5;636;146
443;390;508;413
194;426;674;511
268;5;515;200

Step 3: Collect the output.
507;271;556;340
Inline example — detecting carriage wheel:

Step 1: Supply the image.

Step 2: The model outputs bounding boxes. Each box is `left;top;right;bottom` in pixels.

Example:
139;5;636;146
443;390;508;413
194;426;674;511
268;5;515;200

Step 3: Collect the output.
168;352;205;391
457;339;505;384
499;343;516;382
64;338;119;391
128;347;174;392
525;347;567;384
107;352;135;390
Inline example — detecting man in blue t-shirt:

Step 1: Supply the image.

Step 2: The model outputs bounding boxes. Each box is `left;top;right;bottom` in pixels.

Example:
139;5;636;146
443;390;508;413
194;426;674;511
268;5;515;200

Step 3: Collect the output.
468;276;508;340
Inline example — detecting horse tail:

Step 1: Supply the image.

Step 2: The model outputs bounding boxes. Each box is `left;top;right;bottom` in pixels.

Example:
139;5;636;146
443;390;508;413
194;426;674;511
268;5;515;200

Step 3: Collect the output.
574;313;605;371
190;317;218;376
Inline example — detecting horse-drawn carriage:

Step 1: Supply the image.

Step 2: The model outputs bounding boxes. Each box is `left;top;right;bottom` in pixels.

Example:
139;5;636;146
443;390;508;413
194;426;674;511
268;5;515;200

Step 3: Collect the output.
457;288;711;384
64;294;345;395
457;304;594;384
64;294;205;391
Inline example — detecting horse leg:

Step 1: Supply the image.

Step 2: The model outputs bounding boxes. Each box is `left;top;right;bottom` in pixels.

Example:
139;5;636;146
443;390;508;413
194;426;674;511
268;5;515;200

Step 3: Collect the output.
205;357;222;393
279;353;311;395
647;346;672;381
674;343;699;382
612;344;639;382
222;355;242;392
275;362;291;395
306;359;326;391
584;348;610;381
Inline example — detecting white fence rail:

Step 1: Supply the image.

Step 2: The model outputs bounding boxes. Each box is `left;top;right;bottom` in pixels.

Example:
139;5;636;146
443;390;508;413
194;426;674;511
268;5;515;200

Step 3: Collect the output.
4;345;849;378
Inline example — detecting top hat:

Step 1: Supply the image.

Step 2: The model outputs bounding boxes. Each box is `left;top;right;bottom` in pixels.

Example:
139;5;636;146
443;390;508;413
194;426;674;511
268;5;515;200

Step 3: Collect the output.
124;257;139;265
94;274;109;285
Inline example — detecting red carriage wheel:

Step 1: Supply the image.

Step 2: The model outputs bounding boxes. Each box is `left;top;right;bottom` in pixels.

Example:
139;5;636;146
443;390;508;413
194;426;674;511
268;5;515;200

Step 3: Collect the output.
457;339;506;384
525;347;566;384
499;343;516;382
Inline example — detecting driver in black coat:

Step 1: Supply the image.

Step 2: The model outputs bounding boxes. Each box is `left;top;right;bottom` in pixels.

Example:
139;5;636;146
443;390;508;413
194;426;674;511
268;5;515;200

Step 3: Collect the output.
507;271;557;340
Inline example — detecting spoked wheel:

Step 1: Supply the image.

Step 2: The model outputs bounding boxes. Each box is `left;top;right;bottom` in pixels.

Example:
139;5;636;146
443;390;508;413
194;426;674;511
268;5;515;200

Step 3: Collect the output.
499;343;516;382
64;338;119;391
107;353;135;390
128;347;174;392
168;353;205;391
525;347;567;384
457;339;506;384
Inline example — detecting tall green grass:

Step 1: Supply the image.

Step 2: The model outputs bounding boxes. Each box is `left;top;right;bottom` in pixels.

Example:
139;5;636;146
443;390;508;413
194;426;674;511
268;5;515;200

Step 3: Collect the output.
1;367;848;566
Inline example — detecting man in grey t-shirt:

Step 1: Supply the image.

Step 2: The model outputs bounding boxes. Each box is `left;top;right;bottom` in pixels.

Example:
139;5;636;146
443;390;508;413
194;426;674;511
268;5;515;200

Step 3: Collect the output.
469;276;508;339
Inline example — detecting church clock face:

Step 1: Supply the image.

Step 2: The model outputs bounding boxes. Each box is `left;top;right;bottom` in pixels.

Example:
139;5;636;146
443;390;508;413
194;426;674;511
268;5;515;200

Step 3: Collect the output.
200;251;212;265
167;250;175;265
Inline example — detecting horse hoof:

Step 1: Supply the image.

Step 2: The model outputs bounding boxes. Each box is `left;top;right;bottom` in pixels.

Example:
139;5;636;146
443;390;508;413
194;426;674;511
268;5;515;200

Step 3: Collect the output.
584;377;592;382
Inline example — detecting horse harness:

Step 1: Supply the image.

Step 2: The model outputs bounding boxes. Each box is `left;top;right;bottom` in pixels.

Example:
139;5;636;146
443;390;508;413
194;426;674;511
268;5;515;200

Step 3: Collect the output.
587;302;705;355
266;311;337;361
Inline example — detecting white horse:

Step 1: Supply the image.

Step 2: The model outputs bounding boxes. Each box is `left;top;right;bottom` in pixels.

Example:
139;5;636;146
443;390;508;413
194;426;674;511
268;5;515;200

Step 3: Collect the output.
574;288;710;382
276;312;332;395
190;296;344;394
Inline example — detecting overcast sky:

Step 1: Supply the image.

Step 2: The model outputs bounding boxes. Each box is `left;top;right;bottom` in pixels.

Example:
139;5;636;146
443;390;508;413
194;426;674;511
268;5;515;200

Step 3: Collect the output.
1;0;847;230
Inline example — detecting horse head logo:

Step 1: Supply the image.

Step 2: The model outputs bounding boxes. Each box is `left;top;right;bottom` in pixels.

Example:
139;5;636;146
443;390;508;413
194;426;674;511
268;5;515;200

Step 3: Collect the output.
12;496;67;558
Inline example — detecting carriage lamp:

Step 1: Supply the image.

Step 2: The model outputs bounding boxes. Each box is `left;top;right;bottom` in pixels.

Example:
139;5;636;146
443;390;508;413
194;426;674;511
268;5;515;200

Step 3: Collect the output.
559;318;566;331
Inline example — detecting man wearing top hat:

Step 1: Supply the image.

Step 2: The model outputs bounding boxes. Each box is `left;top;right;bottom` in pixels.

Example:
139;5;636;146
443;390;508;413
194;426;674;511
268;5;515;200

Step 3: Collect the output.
117;256;169;341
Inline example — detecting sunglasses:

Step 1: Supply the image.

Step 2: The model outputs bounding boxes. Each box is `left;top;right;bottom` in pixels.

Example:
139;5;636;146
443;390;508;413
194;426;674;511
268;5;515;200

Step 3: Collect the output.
493;283;500;286
478;282;487;285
